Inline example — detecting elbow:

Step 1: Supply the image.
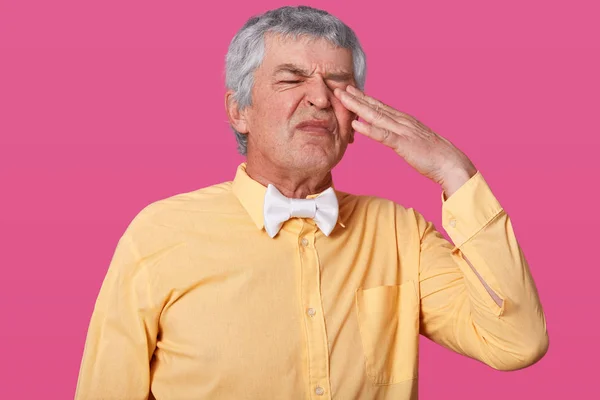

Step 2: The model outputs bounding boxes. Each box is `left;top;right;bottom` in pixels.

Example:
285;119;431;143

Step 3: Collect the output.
493;330;550;371
519;330;549;369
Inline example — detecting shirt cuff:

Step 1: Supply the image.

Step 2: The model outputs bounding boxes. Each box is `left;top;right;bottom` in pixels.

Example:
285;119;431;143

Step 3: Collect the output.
440;170;503;247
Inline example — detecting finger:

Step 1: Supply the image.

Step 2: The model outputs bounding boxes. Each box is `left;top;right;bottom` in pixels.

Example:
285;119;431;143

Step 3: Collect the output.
346;85;416;123
335;89;405;135
343;89;398;122
335;87;413;132
345;85;402;118
351;119;404;150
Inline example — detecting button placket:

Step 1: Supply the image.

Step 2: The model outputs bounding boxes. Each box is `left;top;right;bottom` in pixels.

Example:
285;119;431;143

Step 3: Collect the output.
297;223;332;399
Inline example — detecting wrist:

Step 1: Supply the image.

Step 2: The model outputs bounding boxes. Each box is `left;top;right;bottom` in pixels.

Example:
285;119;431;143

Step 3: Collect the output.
440;164;477;199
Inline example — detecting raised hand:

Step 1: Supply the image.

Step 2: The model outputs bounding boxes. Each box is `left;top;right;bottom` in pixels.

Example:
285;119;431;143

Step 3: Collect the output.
334;85;477;196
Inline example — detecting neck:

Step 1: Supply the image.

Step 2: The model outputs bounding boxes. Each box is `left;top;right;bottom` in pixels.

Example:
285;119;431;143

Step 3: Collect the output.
245;160;333;199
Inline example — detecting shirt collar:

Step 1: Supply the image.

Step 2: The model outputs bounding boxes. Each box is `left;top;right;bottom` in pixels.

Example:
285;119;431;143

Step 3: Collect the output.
231;162;347;232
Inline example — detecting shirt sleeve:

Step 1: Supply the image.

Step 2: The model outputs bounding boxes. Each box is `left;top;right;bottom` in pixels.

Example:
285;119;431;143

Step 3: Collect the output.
74;229;160;399
416;170;549;371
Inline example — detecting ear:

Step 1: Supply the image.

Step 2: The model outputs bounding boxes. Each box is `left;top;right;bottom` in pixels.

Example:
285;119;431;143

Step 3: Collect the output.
225;90;249;134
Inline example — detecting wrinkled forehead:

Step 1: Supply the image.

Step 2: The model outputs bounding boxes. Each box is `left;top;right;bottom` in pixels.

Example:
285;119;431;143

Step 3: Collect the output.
261;31;354;76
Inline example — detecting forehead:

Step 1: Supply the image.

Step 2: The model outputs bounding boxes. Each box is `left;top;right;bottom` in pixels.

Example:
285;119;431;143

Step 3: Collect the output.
261;32;353;74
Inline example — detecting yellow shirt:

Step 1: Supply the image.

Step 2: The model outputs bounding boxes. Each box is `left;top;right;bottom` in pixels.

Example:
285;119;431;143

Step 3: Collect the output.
75;162;548;400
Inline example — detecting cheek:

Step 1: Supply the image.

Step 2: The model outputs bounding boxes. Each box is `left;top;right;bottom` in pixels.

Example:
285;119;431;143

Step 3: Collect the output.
334;105;355;128
253;88;292;121
265;95;297;127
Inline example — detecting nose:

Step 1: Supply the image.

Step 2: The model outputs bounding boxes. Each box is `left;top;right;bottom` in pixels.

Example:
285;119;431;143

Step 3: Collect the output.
304;78;331;109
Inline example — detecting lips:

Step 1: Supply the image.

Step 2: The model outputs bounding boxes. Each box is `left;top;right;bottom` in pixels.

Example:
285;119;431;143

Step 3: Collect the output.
295;119;333;133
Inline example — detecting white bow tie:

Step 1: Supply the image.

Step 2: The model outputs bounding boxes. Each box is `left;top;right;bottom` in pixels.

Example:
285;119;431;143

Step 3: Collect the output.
263;184;339;238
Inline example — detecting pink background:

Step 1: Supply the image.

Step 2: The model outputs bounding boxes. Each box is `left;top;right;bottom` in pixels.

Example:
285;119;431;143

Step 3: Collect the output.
1;0;598;398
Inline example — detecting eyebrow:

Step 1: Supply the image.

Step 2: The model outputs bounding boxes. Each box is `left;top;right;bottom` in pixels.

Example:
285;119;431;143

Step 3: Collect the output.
272;63;353;81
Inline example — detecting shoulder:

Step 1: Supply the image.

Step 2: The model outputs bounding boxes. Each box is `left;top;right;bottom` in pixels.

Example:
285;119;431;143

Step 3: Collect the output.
121;180;241;249
335;189;421;227
133;180;239;224
335;189;428;260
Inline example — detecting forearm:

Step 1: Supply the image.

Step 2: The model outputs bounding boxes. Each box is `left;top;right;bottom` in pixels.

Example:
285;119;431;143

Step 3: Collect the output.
454;208;548;363
441;166;504;308
420;170;549;371
442;174;548;369
463;255;503;307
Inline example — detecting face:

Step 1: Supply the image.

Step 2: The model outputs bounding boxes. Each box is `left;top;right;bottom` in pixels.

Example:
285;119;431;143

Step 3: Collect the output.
238;33;357;173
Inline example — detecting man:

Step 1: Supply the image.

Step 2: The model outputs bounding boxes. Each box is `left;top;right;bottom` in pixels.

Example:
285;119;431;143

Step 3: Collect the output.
75;5;548;400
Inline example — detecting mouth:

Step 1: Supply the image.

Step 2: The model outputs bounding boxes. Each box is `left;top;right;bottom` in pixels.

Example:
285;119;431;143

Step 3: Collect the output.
297;127;330;135
295;120;334;135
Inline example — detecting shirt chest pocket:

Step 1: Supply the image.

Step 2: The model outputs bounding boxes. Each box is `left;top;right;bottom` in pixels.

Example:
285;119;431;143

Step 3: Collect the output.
354;280;420;385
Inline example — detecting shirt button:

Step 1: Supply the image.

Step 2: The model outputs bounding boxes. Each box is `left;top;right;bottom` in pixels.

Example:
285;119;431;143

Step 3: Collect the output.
449;219;457;228
315;386;324;396
307;307;316;317
301;237;309;247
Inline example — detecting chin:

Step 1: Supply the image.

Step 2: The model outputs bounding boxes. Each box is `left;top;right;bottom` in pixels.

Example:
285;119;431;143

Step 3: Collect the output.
291;155;333;172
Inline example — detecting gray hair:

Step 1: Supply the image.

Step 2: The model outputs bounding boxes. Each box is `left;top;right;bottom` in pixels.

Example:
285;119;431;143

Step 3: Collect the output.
224;5;367;155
